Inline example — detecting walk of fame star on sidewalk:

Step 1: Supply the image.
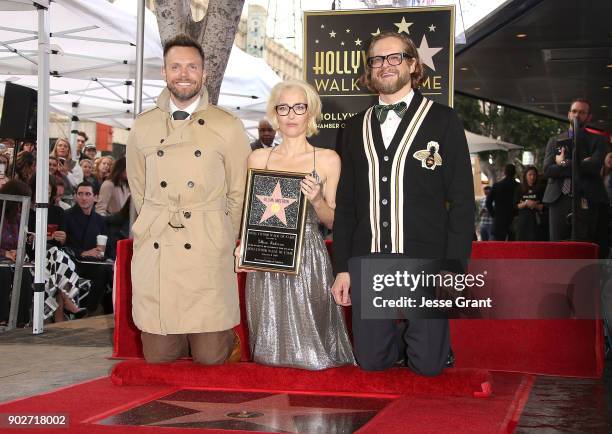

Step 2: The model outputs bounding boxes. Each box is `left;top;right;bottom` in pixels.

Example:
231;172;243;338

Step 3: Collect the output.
152;393;374;433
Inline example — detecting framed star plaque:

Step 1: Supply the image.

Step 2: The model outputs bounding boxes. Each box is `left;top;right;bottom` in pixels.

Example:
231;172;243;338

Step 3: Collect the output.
238;169;309;274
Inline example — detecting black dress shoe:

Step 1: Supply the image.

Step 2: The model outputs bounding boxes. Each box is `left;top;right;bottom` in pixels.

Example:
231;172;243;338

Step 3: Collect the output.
393;358;406;368
445;348;455;368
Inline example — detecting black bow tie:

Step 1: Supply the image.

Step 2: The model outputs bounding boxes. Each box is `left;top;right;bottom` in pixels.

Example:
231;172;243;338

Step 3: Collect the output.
172;110;189;120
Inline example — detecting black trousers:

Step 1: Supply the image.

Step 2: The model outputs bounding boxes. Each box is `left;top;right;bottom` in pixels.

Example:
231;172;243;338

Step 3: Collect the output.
492;217;515;241
350;265;450;376
75;262;113;313
549;195;609;258
0;267;33;324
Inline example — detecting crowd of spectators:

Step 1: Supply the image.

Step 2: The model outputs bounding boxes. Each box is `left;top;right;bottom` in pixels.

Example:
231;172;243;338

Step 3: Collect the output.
0;133;130;327
476;155;611;258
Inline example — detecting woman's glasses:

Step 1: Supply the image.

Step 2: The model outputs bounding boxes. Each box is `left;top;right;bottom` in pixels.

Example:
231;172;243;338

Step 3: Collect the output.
275;103;308;116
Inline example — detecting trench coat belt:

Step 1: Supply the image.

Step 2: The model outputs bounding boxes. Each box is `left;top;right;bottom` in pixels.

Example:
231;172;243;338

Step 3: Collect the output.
142;197;227;237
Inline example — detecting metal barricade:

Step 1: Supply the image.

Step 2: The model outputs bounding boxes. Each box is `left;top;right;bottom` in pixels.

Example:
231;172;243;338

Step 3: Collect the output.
0;193;31;331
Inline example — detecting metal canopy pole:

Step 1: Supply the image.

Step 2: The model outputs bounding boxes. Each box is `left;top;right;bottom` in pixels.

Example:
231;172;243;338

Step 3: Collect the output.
129;0;146;233
32;1;50;334
134;0;144;116
69;101;79;159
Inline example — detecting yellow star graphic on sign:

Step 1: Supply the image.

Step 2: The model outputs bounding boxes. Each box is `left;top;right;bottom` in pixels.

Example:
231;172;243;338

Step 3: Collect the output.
320;24;325;29
394;17;413;34
429;24;436;32
355;38;362;46
346;28;351;33
371;28;381;36
341;41;345;46
329;30;336;38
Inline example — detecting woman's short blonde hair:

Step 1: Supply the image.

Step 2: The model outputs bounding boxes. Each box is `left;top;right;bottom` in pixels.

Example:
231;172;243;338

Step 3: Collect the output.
266;80;322;137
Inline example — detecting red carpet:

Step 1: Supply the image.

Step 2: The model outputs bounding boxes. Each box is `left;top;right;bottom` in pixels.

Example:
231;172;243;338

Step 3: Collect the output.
111;361;493;398
113;240;604;378
0;372;532;433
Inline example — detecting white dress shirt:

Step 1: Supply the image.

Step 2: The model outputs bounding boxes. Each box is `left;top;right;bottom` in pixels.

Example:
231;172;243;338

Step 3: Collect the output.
169;96;201;118
378;89;414;149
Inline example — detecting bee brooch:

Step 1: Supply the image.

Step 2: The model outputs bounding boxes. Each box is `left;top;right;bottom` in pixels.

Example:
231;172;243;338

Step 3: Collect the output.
413;141;442;170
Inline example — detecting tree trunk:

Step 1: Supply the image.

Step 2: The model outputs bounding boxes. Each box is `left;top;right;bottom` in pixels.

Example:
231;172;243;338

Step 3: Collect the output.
154;0;245;104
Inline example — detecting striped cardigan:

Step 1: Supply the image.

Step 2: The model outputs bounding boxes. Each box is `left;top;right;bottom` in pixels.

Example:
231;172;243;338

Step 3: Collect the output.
333;90;474;274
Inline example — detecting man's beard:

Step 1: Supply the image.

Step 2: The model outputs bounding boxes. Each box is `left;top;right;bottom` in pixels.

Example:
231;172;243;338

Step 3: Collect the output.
371;67;411;95
168;80;202;102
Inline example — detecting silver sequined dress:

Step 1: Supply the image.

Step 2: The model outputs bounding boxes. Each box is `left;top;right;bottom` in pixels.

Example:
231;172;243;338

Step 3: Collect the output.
246;202;356;370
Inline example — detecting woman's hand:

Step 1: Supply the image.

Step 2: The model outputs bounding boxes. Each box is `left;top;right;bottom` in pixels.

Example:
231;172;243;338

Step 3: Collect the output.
301;175;323;206
5;250;16;262
58;160;69;175
234;245;254;273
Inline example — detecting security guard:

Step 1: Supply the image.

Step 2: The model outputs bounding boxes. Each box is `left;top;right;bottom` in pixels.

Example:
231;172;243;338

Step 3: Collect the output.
126;34;251;364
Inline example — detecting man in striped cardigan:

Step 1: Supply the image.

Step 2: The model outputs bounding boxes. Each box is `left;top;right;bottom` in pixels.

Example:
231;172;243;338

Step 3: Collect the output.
331;32;474;376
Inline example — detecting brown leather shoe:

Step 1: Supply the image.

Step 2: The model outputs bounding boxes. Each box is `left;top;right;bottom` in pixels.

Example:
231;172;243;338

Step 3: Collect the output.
226;330;242;363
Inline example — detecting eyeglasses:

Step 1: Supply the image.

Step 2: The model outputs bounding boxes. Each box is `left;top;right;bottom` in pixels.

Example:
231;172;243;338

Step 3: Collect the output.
367;52;413;68
275;103;308;116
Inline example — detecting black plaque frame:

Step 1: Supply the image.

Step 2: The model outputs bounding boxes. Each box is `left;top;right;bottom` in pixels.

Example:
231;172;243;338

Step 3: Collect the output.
239;169;309;274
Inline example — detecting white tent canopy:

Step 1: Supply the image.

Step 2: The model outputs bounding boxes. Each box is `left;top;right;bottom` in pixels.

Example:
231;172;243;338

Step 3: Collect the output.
0;0;280;128
465;130;523;154
0;0;280;334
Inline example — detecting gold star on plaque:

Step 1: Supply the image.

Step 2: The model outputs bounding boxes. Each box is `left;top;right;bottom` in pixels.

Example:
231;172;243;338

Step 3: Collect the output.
355;38;362;46
320;24;325;29
371;28;381;36
429;24;436;32
394;17;413;34
329;30;336;38
341;41;345;46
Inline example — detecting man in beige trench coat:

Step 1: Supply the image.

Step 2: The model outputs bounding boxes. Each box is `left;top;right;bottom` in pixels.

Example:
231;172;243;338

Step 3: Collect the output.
126;34;251;364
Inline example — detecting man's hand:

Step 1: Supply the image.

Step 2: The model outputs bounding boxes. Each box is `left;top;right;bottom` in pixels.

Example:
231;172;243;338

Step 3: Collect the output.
331;272;351;306
52;230;66;244
4;250;16;262
82;247;103;259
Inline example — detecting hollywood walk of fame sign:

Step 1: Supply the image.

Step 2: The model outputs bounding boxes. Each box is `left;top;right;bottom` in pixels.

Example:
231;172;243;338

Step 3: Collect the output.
239;169;308;274
303;6;455;148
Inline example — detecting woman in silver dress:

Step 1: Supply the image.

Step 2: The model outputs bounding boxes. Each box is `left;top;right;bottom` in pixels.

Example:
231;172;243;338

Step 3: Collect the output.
241;79;355;370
